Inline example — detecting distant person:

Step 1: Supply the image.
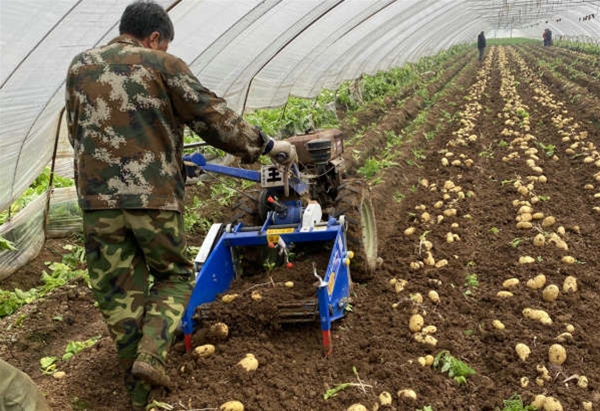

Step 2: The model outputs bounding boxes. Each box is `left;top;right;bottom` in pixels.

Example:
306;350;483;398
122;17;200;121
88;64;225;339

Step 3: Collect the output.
543;28;552;46
477;31;486;62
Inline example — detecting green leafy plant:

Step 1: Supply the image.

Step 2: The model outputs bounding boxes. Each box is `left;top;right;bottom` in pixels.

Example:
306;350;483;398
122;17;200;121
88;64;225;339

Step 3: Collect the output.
500;394;535;411
538;142;556;157
465;273;479;288
357;157;397;179
510;237;524;248
0;166;74;225
63;336;100;361
40;356;58;375
489;227;500;234
433;350;476;385
61;244;86;268
0;259;88;318
417;407;434;411
263;258;276;272
0;236;17;251
393;192;405;203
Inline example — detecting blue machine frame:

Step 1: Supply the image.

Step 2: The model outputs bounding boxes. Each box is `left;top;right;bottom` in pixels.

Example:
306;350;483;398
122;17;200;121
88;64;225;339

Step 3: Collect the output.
181;216;353;355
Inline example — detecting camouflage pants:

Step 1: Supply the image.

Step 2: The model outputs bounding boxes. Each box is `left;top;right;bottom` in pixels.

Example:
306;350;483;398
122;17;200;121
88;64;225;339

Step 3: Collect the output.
82;209;193;368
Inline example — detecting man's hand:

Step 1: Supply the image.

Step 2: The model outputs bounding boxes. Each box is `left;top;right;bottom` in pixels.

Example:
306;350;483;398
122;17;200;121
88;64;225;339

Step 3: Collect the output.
269;140;298;166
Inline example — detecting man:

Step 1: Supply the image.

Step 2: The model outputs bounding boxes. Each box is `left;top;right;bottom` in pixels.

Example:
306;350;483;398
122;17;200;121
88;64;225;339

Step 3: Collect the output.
65;1;296;409
544;28;552;46
477;31;486;62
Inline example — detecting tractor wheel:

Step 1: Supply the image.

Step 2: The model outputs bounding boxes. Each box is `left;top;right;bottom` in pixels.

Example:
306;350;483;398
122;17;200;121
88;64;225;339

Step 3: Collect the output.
230;191;262;226
333;179;378;282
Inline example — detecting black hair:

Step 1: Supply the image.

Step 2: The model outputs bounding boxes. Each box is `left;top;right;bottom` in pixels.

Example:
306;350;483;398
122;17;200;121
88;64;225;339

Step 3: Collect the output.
119;0;174;42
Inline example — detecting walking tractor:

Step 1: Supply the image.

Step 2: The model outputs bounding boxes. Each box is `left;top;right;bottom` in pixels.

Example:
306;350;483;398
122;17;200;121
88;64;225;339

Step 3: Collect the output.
180;129;378;355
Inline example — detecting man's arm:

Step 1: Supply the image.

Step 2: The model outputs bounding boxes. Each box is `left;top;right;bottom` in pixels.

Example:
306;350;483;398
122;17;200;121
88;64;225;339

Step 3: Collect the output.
163;57;266;163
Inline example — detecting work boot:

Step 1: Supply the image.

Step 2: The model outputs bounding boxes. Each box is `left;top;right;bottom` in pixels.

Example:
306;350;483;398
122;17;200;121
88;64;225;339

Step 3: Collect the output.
124;372;151;411
131;354;171;389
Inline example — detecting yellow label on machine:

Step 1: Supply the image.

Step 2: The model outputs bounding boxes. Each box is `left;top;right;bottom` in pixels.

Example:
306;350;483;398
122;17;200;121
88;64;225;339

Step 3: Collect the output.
328;272;336;295
266;228;295;244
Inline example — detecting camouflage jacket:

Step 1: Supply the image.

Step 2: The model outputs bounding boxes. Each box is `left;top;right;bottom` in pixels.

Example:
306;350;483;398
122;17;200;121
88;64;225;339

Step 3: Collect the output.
66;35;266;213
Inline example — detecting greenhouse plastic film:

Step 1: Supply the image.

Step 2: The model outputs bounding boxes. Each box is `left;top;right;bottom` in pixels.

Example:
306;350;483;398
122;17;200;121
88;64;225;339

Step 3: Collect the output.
0;193;47;281
46;187;81;239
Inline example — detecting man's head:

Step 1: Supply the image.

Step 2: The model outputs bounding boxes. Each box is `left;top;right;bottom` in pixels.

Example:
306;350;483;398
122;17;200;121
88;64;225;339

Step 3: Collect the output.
119;0;174;51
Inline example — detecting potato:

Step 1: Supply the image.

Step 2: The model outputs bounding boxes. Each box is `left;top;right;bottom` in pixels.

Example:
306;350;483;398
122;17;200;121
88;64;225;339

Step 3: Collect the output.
526;274;546;289
428;290;440;303
582;401;592;411
394;279;408;293
496;291;513;298
523;308;552;324
423;252;435;266
424;355;434;366
220;401;244;411
548;344;566;365
221;293;239;303
518;212;532;222
492;320;505;330
578;375;589;388
443;208;457;217
408;314;424;332
563;276;578;293
520;377;529;387
542;216;556;227
237;354;259;372
536;364;550;381
397;389;417;400
209;322;229;340
410;261;423;270
417;356;427;366
421;325;437;335
347;404;367;411
531;394;547;409
251;291;262;301
516;221;533;229
543;397;563;411
518;205;533;214
542;284;560;302
565;324;575;333
52;371;66;379
519;256;535;264
435;259;448;268
284;281;294;288
410;293;424;304
379;391;393;406
193;344;216;358
404;227;416;236
561;256;576;264
515;343;531;361
533;234;546;247
502;278;519;288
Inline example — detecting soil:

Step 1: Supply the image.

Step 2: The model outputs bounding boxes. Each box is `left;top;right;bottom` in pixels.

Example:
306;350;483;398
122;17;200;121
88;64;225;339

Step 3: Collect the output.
1;44;599;411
